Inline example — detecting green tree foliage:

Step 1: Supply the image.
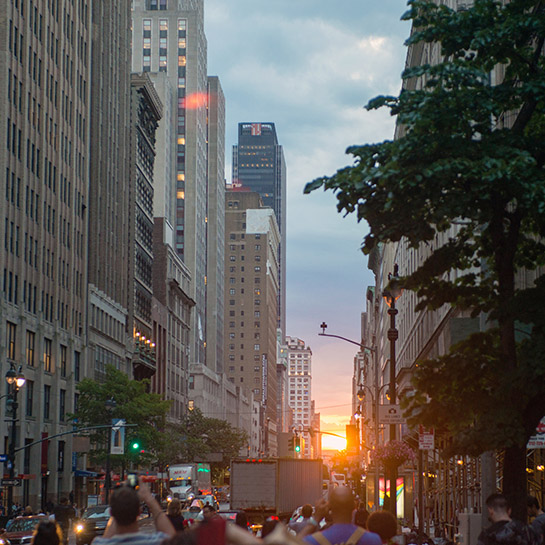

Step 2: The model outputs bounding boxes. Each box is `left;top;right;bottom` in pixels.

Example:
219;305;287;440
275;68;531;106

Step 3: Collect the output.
161;408;248;481
305;0;545;518
71;365;171;468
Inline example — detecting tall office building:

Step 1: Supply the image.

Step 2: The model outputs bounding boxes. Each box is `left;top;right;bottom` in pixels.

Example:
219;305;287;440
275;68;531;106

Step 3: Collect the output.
224;189;280;455
286;336;313;458
232;123;287;335
0;0;91;507
132;0;227;415
87;1;134;380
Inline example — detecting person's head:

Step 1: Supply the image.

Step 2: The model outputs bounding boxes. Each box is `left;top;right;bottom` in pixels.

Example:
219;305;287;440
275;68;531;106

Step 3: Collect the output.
301;504;313;519
328;486;355;522
528;496;541;517
354;506;370;528
367;511;398;543
59;498;68;506
167;498;182;517
486;493;511;522
32;521;62;545
202;504;216;522
110;485;141;527
261;517;280;538
235;511;248;528
24;505;33;515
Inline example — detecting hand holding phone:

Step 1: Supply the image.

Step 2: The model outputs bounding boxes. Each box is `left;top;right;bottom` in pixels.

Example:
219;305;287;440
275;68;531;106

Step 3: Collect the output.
127;473;139;488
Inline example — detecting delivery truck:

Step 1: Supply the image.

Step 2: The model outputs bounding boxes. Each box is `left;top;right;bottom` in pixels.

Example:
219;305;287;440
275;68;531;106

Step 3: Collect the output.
167;462;212;500
230;458;324;518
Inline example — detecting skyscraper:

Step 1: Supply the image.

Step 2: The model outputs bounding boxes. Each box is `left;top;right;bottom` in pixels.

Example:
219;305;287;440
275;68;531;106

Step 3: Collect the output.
232;123;287;335
0;0;91;506
224;189;280;455
132;0;227;414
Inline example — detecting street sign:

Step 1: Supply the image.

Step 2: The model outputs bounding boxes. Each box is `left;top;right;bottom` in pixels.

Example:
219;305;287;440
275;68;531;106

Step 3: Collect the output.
0;455;8;462
2;478;22;487
528;417;545;448
378;404;406;425
419;426;435;450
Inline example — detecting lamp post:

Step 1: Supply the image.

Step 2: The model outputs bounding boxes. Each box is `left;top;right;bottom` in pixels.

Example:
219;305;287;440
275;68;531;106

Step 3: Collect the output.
382;264;403;518
6;364;26;518
104;397;116;503
357;383;389;510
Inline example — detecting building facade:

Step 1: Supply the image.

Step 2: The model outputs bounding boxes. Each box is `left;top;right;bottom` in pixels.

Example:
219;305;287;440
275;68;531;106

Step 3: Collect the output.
224;189;280;455
286;336;313;458
0;0;91;508
232;123;287;336
88;1;134;380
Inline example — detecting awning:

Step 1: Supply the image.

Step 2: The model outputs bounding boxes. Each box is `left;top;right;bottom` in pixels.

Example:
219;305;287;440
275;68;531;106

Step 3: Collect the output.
75;469;98;478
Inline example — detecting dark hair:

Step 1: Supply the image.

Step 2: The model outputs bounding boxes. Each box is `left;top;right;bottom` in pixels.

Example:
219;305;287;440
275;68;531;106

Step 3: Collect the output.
235;511;248;528
32;521;62;545
301;504;313;518
261;518;280;538
486;493;510;512
367;511;398;542
110;485;141;526
528;496;540;510
329;487;355;517
203;505;215;514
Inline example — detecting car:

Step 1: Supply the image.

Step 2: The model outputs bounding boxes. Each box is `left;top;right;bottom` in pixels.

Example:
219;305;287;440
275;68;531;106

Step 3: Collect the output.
217;510;241;522
74;505;111;545
3;515;48;545
195;494;220;511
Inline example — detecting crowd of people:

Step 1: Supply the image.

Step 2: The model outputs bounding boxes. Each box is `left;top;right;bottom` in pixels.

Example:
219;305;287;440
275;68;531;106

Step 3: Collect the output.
15;481;545;545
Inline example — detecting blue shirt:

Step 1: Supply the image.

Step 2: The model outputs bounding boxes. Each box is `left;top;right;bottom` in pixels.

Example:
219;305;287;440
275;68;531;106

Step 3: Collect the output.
304;524;383;545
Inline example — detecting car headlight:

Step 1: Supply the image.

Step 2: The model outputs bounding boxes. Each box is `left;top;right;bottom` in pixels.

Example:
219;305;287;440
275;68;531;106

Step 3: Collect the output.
75;524;85;533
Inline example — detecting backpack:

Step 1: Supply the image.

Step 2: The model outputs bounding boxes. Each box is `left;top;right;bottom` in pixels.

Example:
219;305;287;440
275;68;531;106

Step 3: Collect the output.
311;526;366;545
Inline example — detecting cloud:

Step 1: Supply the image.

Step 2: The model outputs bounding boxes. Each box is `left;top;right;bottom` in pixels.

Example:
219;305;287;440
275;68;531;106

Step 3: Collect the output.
206;0;410;424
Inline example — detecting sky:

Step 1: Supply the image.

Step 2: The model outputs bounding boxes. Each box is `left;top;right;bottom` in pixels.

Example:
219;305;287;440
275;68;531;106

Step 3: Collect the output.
205;0;411;450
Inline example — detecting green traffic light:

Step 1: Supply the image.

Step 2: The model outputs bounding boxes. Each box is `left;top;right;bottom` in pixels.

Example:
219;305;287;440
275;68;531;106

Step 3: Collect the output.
131;442;140;450
295;445;301;452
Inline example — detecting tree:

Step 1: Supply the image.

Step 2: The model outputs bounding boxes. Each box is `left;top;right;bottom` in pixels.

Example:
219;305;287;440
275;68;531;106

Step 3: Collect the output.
71;366;171;470
161;408;248;482
304;0;545;519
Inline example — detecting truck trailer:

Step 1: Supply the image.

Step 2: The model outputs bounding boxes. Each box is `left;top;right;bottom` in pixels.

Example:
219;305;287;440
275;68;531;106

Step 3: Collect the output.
230;458;324;518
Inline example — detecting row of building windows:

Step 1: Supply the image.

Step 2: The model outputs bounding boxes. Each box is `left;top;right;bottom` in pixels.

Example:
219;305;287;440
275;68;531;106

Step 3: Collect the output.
6;322;81;379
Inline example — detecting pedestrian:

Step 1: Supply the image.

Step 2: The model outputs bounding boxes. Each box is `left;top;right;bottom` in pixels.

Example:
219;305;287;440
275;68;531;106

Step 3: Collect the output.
353;503;370;529
289;505;314;534
196;505;260;545
93;478;176;545
366;511;398;544
477;493;538;545
235;511;250;531
528;496;545;541
167;498;186;532
300;487;383;545
52;498;75;545
31;520;63;545
24;505;34;516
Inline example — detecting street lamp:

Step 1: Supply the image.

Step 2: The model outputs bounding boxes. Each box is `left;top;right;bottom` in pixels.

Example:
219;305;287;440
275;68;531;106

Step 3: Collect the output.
382;264;403;518
6;363;25;517
104;397;116;503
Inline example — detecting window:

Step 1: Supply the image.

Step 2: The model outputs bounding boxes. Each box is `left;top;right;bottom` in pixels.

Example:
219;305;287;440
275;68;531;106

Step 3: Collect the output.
44;384;51;419
255;245;261;250
44;338;52;372
74;351;80;381
254;289;261;295
254;366;260;372
6;322;16;360
254;311;260;318
229;289;235;295
26;330;35;366
60;345;67;377
254;266;261;272
254;344;260;351
58;440;65;471
59;389;66;421
25;380;34;416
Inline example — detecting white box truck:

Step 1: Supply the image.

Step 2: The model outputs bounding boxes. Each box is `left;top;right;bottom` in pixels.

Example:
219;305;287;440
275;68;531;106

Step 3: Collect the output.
167;462;212;500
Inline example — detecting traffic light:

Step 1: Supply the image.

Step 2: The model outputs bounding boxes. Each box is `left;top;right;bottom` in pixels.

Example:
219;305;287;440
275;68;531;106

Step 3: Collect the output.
295;436;301;453
288;436;295;453
131;441;140;451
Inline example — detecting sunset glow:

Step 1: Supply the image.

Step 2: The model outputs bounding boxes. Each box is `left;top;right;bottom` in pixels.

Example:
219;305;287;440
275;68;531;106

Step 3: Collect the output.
321;433;347;451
